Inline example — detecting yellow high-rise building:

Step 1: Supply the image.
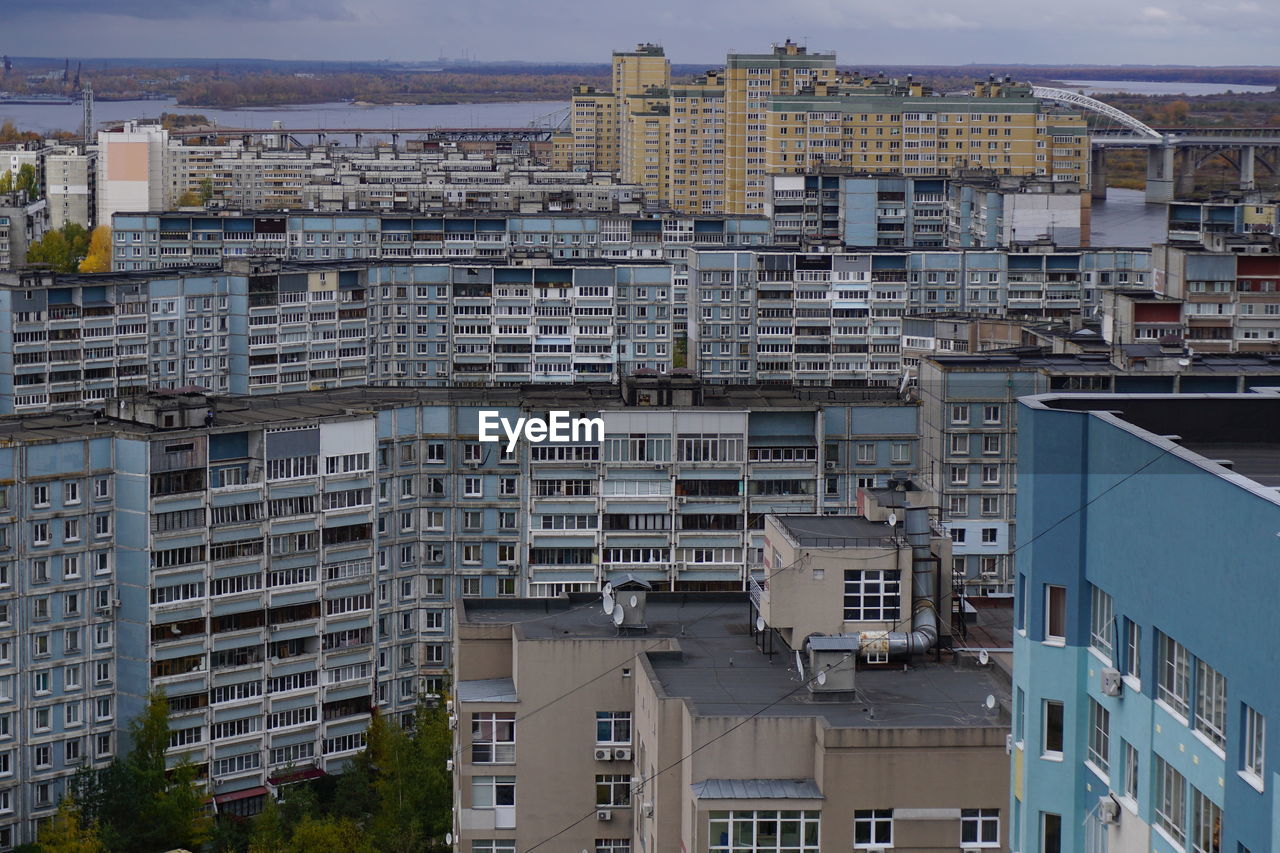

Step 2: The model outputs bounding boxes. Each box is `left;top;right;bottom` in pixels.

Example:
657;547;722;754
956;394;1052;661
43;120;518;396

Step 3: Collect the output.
570;44;1090;214
723;40;837;214
764;77;1088;183
569;44;670;173
619;89;670;201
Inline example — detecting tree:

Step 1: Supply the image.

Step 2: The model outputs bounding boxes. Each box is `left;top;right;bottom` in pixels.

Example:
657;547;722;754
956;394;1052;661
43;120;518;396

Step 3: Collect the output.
199;178;215;204
36;797;105;853
16;163;39;199
283;816;375;853
176;190;202;207
25;224;90;272
0;170;11;193
246;794;288;853
73;691;213;853
78;226;112;273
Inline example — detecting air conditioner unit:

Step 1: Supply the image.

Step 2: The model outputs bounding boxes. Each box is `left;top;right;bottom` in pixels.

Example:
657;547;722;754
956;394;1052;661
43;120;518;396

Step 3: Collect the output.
613;747;632;761
824;460;837;470
1098;796;1121;824
1101;667;1123;698
596;809;612;822
676;496;687;505
447;714;457;729
652;463;664;470
593;747;613;761
642;801;654;819
445;758;454;772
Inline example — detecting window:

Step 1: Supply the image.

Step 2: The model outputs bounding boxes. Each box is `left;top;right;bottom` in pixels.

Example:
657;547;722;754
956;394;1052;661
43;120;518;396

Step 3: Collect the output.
1158;632;1191;719
1120;740;1139;803
1040;813;1061;853
1194;660;1226;750
1243;704;1265;786
595;775;632;807
707;810;820;852
596;712;631;745
843;570;901;621
950;434;970;455
1044;586;1066;644
983;405;1001;424
471;712;515;764
1089;586;1114;660
1124;619;1141;682
1191;788;1220;853
1088;699;1110;776
853;810;892;848
472;843;516;853
950;405;969;424
961;808;1000;847
462;577;481;597
950;465;969;485
595;842;630;853
981;527;997;544
1042;700;1064;758
471;776;515;808
1154;755;1187;846
464;477;482;498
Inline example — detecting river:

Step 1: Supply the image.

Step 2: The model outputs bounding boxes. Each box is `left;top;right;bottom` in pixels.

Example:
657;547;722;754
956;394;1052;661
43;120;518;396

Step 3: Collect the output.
1058;79;1276;96
1091;188;1166;248
0;97;572;137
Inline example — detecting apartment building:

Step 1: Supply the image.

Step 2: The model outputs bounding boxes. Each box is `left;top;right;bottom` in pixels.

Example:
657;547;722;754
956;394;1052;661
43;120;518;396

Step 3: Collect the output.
568;45;670;175
685;246;1151;386
0;376;924;845
108;210;774;272
767;172;1086;249
454;512;1008;853
1013;394;1280;852
0;192;49;269
916;349;1280;593
573;43;1089;215
1166;194;1280;245
95;123;167;226
44;148;95;230
1153;237;1280;352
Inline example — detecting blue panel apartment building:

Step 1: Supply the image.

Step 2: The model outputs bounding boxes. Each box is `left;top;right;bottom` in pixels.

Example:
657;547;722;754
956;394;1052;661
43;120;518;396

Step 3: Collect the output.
1012;394;1280;853
0;377;917;848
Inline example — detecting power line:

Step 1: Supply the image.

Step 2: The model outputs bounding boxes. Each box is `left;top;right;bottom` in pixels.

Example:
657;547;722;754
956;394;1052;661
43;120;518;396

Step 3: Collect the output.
507;441;1176;853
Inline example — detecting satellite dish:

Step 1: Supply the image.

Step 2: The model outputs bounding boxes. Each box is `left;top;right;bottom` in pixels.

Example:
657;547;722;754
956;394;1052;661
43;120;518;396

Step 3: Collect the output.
984;694;997;710
1177;358;1190;367
756;615;765;632
629;595;638;608
816;670;827;686
602;591;615;615
445;834;453;846
794;649;804;677
978;649;990;666
602;582;613;596
887;512;898;528
612;605;625;627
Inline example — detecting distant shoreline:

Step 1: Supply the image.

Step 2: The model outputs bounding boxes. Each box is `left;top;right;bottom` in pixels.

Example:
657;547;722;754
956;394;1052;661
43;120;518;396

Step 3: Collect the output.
176;93;575;109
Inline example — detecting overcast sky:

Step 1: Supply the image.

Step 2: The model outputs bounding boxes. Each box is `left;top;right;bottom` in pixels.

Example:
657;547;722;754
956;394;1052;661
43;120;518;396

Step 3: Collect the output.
3;0;1277;66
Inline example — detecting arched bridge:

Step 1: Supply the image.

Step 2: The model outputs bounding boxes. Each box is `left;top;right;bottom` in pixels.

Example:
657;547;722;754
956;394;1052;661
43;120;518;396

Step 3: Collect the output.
1033;86;1280;202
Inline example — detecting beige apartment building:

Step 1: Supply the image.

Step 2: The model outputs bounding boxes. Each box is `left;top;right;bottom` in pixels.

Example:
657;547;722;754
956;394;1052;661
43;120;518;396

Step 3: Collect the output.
453;511;1011;853
570;42;1090;216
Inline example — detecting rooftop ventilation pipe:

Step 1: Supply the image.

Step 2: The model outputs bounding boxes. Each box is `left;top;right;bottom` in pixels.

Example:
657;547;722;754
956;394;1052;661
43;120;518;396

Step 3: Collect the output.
868;506;937;658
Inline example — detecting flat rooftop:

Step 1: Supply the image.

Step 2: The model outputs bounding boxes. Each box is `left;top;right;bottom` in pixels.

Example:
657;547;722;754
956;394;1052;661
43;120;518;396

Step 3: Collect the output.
0;382;906;444
771;514;899;547
1033;394;1280;491
462;593;1010;730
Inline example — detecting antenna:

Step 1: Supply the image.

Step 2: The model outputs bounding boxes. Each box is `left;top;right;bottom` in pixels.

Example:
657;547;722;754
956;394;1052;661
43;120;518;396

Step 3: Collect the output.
612;605;625;627
629;595;639;608
984;694;997;710
755;615;765;633
887;512;898;528
602;581;613;597
794;649;804;679
978;648;990;666
602;589;615;616
816;670;827;686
